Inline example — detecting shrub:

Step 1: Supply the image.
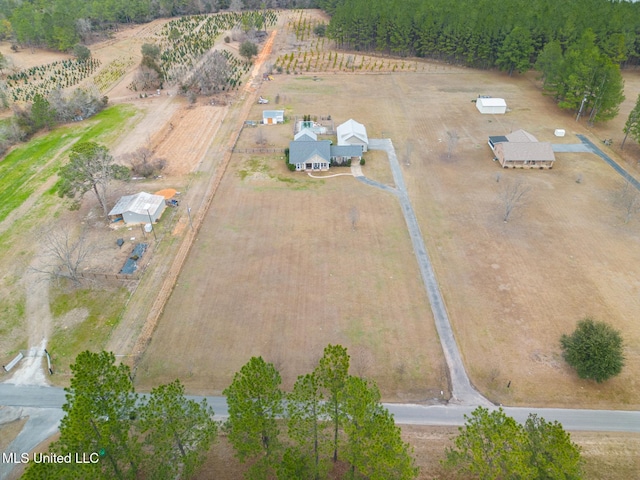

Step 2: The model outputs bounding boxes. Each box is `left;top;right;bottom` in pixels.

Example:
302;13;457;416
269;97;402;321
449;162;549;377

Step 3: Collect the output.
224;36;231;43
314;24;326;37
239;41;258;61
72;44;91;62
360;158;365;166
561;318;625;382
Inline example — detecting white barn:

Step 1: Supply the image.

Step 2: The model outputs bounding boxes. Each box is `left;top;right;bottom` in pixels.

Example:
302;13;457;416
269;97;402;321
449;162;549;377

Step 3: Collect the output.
337;119;368;152
108;192;166;224
476;98;507;114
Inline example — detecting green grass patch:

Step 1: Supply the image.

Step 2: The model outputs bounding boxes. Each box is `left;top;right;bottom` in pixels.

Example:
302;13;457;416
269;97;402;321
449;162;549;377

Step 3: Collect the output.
238;156;271;180
0;294;26;337
0;104;136;225
49;286;129;374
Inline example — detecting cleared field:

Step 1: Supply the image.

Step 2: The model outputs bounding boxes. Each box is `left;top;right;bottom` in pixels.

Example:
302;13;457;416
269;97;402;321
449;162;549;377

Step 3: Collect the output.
137;152;447;400
140;65;640;409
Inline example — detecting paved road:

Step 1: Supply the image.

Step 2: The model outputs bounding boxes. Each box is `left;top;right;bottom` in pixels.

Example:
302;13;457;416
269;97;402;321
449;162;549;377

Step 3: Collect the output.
366;139;490;406
1;384;639;432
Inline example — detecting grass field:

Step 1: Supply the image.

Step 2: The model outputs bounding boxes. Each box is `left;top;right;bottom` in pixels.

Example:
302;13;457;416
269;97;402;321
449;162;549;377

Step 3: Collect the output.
138;64;640;409
0;104;137;365
48;286;130;379
137;151;447;400
0;104;135;225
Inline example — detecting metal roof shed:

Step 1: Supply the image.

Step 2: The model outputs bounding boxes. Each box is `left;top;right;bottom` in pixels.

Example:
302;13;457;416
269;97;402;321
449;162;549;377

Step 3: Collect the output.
108;192;166;224
476;98;507;114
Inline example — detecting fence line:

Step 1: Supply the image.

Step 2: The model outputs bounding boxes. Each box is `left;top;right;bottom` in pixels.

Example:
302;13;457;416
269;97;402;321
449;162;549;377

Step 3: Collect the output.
233;147;286;154
76;271;140;282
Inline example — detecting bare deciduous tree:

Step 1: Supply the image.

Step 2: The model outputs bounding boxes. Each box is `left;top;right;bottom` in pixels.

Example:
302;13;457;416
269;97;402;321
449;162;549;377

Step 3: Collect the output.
32;228;91;285
76;18;92;43
404;141;413;166
121;147;166;178
349;206;360;230
229;0;243;11
500;178;530;222
446;130;459;159
182;50;230;95
132;66;162;91
614;179;640;224
255;129;267;145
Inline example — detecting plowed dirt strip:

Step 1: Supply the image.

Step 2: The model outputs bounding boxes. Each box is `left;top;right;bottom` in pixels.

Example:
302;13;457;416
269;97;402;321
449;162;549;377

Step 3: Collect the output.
152;105;226;176
129;29;279;364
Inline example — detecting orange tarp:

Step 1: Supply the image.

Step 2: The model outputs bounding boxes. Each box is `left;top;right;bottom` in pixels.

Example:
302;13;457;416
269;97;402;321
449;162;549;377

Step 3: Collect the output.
154;188;177;199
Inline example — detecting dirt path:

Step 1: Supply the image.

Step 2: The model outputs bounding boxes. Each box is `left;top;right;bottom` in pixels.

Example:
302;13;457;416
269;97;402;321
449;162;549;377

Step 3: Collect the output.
4;258;52;386
107;28;280;364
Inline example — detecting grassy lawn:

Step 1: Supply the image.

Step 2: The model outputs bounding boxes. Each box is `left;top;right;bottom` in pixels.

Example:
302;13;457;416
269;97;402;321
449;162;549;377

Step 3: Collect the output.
48;286;130;379
0;104;135;225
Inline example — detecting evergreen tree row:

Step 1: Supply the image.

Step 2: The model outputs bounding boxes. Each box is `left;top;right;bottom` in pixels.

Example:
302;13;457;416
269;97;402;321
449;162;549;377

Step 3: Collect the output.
318;0;640;68
224;344;419;479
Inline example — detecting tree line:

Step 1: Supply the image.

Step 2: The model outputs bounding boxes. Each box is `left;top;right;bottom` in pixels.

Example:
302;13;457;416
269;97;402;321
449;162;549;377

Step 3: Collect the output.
317;0;635;122
19;345;588;479
0;0;318;51
21;346;419;479
318;0;640;66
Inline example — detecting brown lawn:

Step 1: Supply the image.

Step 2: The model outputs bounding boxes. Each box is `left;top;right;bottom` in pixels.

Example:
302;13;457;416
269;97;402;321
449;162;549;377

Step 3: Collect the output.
139;65;640;409
136;151;447;401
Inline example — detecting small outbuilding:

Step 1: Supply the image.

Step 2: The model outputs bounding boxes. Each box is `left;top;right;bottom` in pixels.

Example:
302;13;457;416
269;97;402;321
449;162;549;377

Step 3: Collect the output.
262;110;284;125
337;119;368;152
488;129;555;169
108;192;166;224
476;97;507;114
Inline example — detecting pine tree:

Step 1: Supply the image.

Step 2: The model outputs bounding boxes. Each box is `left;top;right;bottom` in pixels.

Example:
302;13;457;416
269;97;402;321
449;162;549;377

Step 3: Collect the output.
223;356;284;478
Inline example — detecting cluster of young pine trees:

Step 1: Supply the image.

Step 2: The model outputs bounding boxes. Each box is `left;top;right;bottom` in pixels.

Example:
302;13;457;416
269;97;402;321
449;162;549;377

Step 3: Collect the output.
6;58;101;103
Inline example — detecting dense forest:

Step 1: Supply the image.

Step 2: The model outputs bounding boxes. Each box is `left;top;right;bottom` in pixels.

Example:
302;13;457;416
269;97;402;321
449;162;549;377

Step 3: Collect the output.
0;0;317;50
317;0;639;122
317;0;640;67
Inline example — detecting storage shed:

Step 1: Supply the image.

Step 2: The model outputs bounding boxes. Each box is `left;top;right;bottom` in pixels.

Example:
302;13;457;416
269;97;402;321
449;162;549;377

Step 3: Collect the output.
108;192;166;224
262;110;285;124
476;98;507;114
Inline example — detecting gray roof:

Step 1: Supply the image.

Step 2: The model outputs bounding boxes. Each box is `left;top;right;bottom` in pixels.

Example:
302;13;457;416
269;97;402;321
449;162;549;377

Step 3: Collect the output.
330;145;363;157
289;140;331;164
263;110;284;118
294;128;318;141
109;192;165;216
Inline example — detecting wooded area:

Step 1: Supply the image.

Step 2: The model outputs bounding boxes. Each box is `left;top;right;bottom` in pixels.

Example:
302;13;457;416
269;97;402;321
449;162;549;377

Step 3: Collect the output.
318;0;637;122
319;0;640;67
0;0;316;50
